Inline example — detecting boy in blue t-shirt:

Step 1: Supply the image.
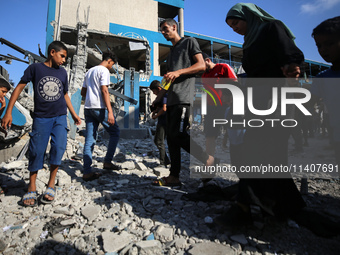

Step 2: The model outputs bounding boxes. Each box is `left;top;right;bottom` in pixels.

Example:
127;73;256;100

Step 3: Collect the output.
311;16;340;166
1;41;81;206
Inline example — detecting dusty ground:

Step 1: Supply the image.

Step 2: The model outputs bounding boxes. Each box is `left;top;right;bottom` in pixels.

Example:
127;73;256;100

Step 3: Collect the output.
0;125;339;255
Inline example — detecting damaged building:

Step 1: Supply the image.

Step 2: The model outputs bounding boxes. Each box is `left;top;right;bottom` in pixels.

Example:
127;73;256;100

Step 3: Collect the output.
0;0;331;161
46;0;331;129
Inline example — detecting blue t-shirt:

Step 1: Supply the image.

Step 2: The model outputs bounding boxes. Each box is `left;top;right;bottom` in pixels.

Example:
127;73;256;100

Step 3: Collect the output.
20;63;68;118
311;68;340;142
157;94;167;126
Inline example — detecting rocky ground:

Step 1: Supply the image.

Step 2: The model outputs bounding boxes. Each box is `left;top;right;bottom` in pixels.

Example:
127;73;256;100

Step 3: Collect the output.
0;124;339;255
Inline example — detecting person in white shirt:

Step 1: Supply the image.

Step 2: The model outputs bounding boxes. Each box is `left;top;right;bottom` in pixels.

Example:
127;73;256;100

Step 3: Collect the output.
81;52;120;181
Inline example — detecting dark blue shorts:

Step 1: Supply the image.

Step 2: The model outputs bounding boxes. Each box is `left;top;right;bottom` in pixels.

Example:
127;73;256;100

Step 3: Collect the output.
28;115;68;172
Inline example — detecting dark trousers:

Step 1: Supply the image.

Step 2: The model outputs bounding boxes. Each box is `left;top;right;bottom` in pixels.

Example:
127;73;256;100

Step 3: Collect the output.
166;104;209;178
237;126;305;219
154;122;170;165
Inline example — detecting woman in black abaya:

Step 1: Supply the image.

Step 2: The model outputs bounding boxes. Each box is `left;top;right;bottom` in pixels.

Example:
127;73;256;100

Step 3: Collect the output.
221;3;306;224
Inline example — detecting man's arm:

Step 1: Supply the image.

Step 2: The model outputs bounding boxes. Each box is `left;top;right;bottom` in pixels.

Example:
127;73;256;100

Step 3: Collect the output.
0;96;6;116
81;87;87;98
101;85;115;125
64;92;81;125
164;53;205;83
1;82;26;130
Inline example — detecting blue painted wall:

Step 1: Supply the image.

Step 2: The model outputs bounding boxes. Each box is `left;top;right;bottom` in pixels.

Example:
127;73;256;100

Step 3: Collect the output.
155;0;184;8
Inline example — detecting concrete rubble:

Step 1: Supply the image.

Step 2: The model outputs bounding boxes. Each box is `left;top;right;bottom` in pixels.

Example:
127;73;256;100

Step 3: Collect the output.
0;89;32;146
0;125;340;254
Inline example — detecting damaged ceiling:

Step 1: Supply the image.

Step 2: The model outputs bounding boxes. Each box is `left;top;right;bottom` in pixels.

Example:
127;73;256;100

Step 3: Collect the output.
60;26;151;74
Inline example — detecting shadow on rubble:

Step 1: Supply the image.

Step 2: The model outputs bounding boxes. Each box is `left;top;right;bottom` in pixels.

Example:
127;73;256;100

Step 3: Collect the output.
1;152;340;254
30;240;87;255
77;162;340;254
0;171;26;196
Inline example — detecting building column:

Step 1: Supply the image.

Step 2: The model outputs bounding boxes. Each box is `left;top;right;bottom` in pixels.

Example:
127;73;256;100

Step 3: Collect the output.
178;8;184;37
68;21;88;139
228;44;231;66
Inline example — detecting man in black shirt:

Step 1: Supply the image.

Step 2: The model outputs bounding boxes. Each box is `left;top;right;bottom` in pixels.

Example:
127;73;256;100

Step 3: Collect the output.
152;18;214;186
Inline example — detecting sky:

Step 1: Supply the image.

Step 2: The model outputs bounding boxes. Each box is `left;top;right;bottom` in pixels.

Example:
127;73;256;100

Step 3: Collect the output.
0;0;339;85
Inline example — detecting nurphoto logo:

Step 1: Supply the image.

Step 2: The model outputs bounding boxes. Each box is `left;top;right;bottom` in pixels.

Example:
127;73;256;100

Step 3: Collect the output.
198;78;312;128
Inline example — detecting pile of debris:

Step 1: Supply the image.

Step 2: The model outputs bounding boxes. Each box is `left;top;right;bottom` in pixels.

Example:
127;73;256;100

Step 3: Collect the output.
0;128;339;255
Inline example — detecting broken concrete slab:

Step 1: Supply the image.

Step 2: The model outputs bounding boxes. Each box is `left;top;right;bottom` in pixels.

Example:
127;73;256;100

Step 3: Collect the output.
121;161;135;170
81;205;101;222
188;242;237;255
1;160;26;170
0;134;30;163
174;237;187;249
93;218;119;230
56;170;72;186
154;225;174;242
135;240;162;255
102;231;134;253
136;162;148;171
153;167;169;177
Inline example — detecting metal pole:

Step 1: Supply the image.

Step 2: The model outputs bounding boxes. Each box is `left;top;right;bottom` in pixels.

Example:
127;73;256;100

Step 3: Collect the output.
178;8;184;37
56;0;62;40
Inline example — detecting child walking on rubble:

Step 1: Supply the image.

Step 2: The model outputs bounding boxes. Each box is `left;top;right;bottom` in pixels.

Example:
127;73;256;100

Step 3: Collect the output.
1;41;81;206
149;80;170;167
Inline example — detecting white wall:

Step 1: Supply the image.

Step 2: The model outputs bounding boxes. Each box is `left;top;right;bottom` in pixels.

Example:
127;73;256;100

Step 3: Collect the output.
153;42;160;76
56;0;159;32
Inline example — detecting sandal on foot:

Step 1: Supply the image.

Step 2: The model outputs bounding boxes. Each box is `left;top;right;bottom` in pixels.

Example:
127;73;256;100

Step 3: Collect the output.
152;177;182;187
40;187;56;204
22;191;38;207
82;172;102;182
